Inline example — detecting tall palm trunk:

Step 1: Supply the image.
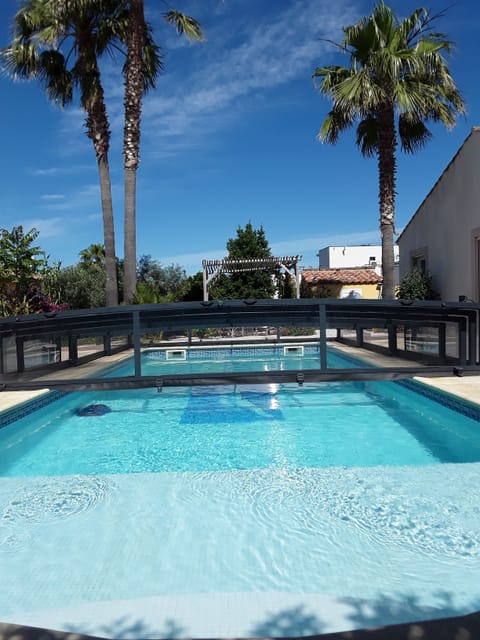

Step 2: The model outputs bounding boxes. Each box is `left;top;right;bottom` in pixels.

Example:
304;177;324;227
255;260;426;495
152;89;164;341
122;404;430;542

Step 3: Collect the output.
123;0;145;303
81;48;118;306
377;103;397;300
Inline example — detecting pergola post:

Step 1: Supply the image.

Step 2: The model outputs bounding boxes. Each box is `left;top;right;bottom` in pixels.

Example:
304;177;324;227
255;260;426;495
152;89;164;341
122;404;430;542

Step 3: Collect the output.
203;266;209;301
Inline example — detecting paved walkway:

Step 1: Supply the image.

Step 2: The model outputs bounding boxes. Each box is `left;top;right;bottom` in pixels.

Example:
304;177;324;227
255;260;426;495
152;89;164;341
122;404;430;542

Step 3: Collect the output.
0;350;133;413
332;342;480;407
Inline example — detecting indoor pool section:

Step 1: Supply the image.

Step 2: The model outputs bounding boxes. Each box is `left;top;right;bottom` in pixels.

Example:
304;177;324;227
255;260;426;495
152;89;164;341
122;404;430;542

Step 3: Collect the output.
0;346;480;638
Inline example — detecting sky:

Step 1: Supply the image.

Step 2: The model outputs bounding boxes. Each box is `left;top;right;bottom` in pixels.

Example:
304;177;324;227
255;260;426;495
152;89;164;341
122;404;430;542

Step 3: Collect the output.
1;0;479;274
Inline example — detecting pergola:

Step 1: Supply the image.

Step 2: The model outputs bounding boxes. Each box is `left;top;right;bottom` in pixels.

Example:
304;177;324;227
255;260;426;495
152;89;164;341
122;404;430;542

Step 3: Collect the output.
202;256;302;300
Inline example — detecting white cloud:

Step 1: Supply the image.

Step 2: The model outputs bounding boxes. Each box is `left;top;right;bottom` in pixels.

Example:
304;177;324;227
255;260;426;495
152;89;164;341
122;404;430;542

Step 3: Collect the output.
139;0;357;151
161;247;226;269
161;228;381;273
30;167;68;177
51;0;357;157
29;164;94;176
41;194;65;200
271;230;381;256
39;182;103;211
21;217;67;238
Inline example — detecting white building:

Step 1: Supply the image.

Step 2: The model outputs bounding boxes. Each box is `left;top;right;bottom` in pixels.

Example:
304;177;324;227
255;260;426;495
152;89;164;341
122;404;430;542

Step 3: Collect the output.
317;244;399;278
398;127;480;301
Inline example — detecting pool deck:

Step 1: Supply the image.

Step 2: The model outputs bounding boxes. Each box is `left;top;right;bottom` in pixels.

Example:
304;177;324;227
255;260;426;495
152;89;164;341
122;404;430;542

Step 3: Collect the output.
0;350;132;413
332;342;480;407
1;344;479;414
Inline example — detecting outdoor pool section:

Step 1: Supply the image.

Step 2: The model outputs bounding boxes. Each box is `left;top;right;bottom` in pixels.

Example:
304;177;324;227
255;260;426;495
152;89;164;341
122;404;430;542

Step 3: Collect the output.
0;345;480;638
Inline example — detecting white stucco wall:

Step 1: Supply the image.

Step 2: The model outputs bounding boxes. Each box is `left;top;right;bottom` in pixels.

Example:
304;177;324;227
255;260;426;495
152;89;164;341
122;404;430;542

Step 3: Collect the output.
398;129;480;301
317;245;399;272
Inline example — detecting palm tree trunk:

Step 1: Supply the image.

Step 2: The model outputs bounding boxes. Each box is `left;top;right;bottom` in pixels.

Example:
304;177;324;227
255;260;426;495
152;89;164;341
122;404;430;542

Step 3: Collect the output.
123;0;145;304
377;104;397;300
124;164;137;303
81;46;118;307
97;156;118;306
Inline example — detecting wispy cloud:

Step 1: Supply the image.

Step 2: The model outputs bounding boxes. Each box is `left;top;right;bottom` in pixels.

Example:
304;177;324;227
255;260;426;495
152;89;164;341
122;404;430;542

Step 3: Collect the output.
271;230;381;257
41;194;65;201
162;247;226;268
162;228;381;272
20;210;105;242
40;182;103;211
108;0;358;154
21;216;67;238
50;0;356;158
29;163;93;176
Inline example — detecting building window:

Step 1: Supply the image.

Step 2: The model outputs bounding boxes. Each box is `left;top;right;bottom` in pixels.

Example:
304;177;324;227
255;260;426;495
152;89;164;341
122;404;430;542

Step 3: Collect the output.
412;255;426;274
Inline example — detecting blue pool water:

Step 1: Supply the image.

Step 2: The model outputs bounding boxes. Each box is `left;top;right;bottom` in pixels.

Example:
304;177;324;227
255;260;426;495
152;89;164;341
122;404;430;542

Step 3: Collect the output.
0;346;479;637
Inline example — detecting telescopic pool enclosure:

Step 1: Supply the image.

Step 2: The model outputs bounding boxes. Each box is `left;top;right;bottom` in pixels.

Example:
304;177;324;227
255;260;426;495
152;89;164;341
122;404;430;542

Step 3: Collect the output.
0;298;479;392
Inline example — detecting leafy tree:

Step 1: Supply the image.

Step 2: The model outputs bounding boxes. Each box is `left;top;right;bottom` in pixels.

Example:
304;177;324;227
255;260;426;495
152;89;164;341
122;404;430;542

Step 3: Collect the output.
122;1;203;303
211;222;276;300
182;271;204;301
0;226;45;299
397;268;438;300
135;254;187;301
313;2;465;299
2;0;124;306
54;264;106;308
0;226;67;316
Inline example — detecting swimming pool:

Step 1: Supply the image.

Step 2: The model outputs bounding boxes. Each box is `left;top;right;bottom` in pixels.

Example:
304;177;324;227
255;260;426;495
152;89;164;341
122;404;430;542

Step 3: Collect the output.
0;346;479;638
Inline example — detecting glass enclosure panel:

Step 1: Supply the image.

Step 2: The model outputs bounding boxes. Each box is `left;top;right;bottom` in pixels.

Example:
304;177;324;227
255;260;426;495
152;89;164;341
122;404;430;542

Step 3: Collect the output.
1;336;17;373
445;323;459;359
23;337;60;370
403;326;440;356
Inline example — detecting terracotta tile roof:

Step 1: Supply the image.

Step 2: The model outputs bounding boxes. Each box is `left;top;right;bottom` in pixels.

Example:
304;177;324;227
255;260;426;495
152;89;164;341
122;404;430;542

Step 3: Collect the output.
302;268;382;285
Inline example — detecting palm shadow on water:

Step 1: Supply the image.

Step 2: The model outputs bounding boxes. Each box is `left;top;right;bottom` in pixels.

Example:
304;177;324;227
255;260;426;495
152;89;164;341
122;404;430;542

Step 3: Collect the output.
249;591;480;639
250;604;327;637
60;615;186;639
340;590;480;630
1;594;480;640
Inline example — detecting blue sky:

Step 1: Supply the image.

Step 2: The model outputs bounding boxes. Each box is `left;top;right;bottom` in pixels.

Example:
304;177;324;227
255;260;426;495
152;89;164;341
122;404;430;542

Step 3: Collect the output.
1;0;479;274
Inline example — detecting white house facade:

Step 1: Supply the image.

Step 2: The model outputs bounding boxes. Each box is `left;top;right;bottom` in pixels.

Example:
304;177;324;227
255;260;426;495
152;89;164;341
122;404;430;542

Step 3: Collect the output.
398;127;480;302
317;244;399;278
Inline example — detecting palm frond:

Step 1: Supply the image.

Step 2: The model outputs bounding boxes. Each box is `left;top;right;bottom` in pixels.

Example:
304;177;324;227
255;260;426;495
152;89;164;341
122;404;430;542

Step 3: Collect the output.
141;21;163;93
164;10;204;42
356;116;378;157
318;108;354;144
1;40;41;78
398;115;432;153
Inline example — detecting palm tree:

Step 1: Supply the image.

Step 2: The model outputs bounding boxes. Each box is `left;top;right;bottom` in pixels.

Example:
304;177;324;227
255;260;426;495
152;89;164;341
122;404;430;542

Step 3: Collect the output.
122;1;203;303
2;0;124;306
313;2;465;299
79;243;106;269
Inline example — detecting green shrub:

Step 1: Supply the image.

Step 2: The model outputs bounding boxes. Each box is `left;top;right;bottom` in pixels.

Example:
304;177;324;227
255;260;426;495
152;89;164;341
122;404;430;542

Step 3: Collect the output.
397;269;438;300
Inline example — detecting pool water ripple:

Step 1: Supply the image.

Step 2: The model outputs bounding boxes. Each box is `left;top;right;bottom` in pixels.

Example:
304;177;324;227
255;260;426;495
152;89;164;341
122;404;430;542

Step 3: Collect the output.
1;347;480;633
1;475;113;525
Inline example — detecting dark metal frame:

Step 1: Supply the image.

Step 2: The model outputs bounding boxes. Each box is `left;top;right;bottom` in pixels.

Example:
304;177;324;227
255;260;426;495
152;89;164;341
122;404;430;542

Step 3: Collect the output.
0;298;478;391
